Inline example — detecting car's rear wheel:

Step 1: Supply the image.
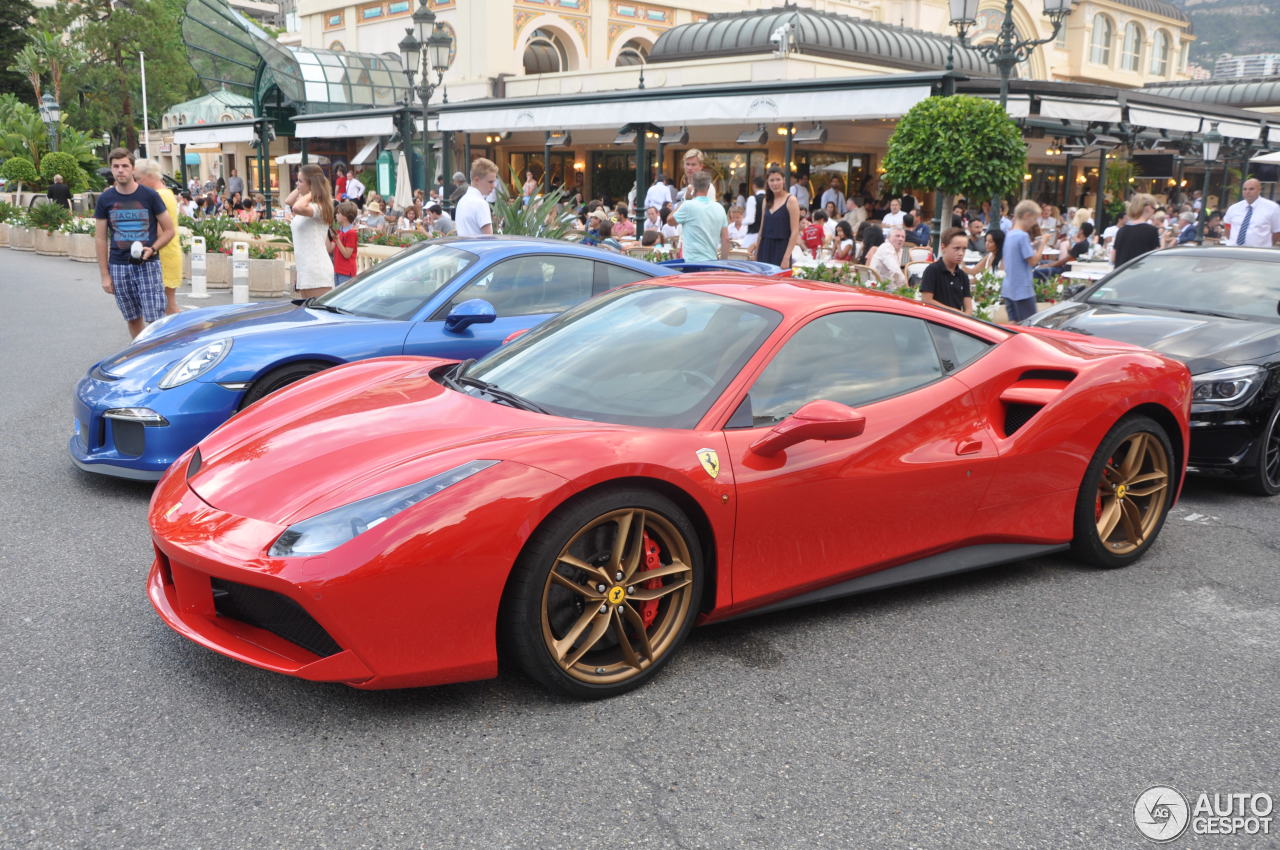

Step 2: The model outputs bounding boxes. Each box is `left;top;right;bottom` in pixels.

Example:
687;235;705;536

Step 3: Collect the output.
1071;415;1175;568
239;361;330;409
1241;401;1280;497
501;488;702;699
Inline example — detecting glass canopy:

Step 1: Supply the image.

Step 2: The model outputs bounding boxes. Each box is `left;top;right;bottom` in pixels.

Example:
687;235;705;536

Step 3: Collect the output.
183;0;410;114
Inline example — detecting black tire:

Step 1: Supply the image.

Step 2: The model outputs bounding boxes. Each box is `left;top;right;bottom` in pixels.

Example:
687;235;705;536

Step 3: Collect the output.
1241;401;1280;497
500;487;704;699
1071;415;1175;568
239;361;330;409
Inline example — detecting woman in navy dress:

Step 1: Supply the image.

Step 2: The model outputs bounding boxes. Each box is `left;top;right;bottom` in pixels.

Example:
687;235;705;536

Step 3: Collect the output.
754;167;802;269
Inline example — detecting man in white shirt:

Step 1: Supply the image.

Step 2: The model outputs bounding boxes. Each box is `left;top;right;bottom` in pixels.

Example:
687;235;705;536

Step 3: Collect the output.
642;206;663;233
345;170;366;208
674;150;718;207
1223;178;1280;247
819;177;846;215
882;198;905;228
644;176;670;212
456;157;497;237
789;178;811;210
1101;213;1126;247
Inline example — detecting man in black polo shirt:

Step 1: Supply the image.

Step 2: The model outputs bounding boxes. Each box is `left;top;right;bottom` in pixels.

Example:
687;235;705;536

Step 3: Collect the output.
920;227;973;314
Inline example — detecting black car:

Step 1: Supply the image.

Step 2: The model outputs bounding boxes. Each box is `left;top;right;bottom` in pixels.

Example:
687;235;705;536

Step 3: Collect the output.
1026;246;1280;495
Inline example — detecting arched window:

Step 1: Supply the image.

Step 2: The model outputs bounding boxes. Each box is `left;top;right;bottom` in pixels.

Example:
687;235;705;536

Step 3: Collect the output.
1120;23;1142;71
1090;16;1113;66
523;29;570;74
1150;30;1169;76
329;40;345;51
615;38;648;66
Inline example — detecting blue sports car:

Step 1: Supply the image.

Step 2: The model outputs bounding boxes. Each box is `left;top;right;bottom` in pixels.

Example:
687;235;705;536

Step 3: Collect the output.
71;236;778;480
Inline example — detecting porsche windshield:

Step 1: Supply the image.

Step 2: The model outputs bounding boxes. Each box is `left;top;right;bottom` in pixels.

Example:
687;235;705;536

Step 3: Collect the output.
465;286;781;428
1086;253;1280;322
312;242;478;320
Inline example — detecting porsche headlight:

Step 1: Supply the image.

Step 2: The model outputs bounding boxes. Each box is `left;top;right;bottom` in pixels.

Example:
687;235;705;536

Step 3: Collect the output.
159;339;232;389
268;460;499;557
1191;365;1265;408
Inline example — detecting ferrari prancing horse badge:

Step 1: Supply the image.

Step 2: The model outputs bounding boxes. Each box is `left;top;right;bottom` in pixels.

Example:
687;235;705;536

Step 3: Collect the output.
696;448;720;479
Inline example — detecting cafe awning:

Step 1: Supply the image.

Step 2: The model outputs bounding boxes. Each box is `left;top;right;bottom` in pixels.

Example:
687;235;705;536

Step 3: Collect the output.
171;119;258;145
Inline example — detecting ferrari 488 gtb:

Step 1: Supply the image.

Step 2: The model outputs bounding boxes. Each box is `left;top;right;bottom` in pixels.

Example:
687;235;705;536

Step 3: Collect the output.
149;276;1192;698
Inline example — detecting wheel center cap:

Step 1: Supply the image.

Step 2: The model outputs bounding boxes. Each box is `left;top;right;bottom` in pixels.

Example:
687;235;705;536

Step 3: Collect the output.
1115;483;1128;499
607;586;626;605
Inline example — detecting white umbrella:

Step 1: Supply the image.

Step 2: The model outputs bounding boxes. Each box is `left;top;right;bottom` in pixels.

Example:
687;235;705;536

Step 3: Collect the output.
816;162;850;173
1249;150;1280;164
275;152;330;165
395;150;414;209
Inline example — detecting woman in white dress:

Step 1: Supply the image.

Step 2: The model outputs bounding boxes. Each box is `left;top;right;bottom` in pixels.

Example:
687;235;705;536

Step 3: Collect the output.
287;163;335;298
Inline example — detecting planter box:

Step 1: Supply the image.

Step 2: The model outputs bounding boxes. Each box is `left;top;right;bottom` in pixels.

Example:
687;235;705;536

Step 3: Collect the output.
248;257;291;298
33;229;68;256
68;232;97;262
205;252;230;289
8;225;34;251
0;222;8;247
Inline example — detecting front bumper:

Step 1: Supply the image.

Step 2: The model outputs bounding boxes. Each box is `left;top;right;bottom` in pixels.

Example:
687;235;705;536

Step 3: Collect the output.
1186;399;1275;478
70;372;243;479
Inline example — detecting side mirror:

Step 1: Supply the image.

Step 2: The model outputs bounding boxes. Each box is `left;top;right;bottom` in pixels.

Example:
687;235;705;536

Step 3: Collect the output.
444;298;496;333
749;399;866;457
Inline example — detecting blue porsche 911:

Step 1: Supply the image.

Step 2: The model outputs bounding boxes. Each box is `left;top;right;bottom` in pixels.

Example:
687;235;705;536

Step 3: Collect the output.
71;236;778;480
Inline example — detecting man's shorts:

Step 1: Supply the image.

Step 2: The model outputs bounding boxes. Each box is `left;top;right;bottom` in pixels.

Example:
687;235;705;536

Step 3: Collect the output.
110;261;166;323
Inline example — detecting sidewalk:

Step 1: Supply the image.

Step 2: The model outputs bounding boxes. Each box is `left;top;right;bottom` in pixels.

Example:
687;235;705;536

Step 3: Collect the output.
175;282;295;311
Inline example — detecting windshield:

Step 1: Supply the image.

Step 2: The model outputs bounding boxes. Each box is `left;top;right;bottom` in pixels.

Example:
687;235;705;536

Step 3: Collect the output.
312;242;478;320
465;285;781;428
1086;252;1280;322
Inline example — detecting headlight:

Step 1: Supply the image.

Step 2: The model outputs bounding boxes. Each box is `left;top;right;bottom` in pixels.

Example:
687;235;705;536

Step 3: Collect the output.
1191;365;1265;407
159;339;232;389
268;460;499;557
134;313;183;343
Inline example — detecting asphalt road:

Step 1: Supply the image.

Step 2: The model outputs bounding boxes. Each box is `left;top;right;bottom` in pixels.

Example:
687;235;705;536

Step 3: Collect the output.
2;249;1277;849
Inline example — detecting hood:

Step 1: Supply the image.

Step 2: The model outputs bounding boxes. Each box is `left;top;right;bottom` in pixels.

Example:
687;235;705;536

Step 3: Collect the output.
96;303;377;380
1028;301;1280;373
187;358;602;524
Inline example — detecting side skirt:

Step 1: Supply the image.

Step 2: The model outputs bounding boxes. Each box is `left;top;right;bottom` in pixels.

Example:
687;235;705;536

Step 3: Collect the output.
722;542;1069;622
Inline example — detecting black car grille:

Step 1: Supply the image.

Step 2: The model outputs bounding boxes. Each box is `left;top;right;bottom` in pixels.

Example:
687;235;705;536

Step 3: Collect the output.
210;578;342;658
112;420;145;456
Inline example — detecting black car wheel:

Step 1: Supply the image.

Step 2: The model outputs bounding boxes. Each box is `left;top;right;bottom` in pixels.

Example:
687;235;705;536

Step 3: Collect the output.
1243;401;1280;497
239;361;330;409
500;488;703;699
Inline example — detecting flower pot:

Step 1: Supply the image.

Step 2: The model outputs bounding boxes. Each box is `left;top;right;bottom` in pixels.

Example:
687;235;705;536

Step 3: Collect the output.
68;232;97;262
34;229;68;256
248;257;290;298
8;225;34;251
205;252;230;289
0;222;9;247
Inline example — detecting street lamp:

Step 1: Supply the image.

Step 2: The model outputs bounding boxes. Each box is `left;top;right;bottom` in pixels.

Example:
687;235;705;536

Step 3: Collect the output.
1197;122;1221;242
949;0;1074;109
38;92;61;153
398;0;453;193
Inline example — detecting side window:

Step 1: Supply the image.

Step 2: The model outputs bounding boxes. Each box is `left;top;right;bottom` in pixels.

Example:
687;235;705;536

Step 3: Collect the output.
927;322;995;373
595;261;653;293
745;311;944;425
437;255;596;318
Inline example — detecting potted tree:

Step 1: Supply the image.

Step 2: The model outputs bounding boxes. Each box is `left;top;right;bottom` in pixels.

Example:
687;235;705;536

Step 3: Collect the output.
247;243;291;298
7;207;34;251
0;201;19;247
65;215;99;262
29;202;72;255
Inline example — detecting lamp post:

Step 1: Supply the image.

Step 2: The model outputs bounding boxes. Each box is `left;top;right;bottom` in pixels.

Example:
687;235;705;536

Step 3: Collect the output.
38;92;61;153
1197;122;1221;242
398;0;453;193
948;0;1073;110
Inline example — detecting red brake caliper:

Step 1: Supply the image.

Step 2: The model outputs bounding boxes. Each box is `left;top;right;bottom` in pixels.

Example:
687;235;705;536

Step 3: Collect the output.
637;533;663;628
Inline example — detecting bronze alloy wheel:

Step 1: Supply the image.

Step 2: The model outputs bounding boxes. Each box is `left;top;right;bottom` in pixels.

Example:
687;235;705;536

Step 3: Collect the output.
1072;415;1176;568
1095;431;1171;555
540;508;695;686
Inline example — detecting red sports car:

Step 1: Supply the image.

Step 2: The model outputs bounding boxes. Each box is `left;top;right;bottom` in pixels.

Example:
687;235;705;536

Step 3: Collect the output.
149;276;1192;698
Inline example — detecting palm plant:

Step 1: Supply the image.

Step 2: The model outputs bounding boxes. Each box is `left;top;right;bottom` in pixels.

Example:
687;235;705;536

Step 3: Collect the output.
27;201;72;233
490;183;579;240
6;44;42;103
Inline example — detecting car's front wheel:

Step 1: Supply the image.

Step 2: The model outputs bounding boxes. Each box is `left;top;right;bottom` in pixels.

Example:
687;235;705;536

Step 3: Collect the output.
501;488;703;699
1242;401;1280;497
239;361;331;409
1071;415;1175;568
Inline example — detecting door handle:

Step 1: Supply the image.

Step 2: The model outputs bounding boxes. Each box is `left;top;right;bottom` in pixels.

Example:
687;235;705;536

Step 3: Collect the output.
956;440;983;456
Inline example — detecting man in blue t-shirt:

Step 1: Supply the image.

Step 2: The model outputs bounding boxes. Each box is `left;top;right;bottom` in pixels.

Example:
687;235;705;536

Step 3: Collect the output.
95;149;174;337
1001;199;1047;322
674;171;729;262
